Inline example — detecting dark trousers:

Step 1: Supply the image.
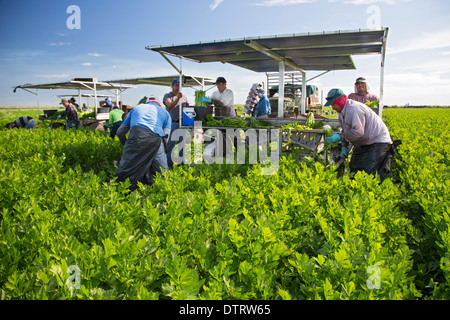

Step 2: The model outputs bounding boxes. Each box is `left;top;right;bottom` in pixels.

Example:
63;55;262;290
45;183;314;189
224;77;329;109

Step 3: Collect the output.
110;121;123;138
350;142;394;182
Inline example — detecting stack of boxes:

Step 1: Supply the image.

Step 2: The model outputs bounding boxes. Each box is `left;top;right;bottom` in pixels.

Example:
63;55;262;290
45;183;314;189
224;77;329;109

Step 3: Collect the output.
243;83;262;115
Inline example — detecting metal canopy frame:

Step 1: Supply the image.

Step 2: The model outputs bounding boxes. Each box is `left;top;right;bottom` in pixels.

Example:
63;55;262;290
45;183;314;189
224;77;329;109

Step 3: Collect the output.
106;74;217;126
13;79;135;117
146;28;389;118
105;74;216;89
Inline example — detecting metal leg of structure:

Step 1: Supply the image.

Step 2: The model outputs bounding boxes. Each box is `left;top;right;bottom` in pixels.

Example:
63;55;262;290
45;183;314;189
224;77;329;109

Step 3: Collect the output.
94;82;98;115
301;72;306;115
379;28;389;118
78;89;82;111
278;61;285;118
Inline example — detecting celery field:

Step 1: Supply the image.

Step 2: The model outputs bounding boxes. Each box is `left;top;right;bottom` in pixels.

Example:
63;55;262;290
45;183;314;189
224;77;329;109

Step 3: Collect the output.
0;108;449;300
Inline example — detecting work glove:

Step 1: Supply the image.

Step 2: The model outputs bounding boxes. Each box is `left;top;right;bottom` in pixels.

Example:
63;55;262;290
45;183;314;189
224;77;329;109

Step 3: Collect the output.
341;146;348;158
325;132;341;144
199;96;211;103
57;115;62;119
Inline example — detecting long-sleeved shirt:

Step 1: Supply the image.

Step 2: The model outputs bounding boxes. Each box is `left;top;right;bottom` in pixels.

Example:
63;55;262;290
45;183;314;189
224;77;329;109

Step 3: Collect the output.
339;99;392;148
13;116;34;128
211;88;235;117
348;92;379;104
61;103;79;122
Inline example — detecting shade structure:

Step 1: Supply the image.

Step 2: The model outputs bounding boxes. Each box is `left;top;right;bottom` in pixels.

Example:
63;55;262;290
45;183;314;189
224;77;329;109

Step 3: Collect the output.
146;29;387;73
13;79;134;92
106;75;216;88
13;78;135;118
146;28;389;118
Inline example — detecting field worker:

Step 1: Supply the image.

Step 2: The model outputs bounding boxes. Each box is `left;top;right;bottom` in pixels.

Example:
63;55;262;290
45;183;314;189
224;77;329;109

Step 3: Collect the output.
163;79;190;168
107;106;125;139
5;116;35;129
324;88;398;182
115;96;171;191
348;77;379;105
82;103;92;112
105;97;112;108
200;77;236;117
252;88;271;118
57;98;79;130
69;97;80;110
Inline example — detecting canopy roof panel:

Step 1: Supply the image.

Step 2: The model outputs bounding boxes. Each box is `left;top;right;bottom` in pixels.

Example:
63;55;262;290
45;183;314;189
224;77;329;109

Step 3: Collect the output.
146;29;387;73
13;79;134;92
106;75;216;87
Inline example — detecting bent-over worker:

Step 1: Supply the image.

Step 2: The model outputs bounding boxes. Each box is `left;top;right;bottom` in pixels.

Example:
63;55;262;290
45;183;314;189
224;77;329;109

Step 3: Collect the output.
5;116;35;129
108;106;125;139
115;97;171;191
324;88;399;182
58;98;79;130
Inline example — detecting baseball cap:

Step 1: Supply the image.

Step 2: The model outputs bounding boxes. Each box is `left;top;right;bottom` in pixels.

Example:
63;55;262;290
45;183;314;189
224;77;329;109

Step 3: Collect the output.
146;96;161;107
215;77;227;84
324;88;345;106
172;78;180;86
355;76;367;83
60;98;68;104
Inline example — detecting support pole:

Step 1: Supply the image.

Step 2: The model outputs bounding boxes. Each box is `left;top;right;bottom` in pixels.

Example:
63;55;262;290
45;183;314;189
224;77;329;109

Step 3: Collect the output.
36;89;40;118
301;72;307;115
379;28;389;118
115;89;119;108
278;61;285;118
178;57;183;127
94;82;98;116
78;89;82;111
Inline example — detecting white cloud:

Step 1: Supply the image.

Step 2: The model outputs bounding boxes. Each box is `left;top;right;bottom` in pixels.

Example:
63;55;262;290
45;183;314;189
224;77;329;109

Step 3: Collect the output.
81;62;92;66
383;72;450;105
88;53;103;57
210;0;224;11
389;28;450;55
399;56;450;76
48;42;71;46
252;0;318;6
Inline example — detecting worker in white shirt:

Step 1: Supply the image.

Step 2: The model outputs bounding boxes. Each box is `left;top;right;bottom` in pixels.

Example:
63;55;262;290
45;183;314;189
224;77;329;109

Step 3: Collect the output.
200;77;236;117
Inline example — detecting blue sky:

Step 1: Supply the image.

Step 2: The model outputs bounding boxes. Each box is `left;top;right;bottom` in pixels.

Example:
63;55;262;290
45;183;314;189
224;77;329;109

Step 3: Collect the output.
1;0;450;107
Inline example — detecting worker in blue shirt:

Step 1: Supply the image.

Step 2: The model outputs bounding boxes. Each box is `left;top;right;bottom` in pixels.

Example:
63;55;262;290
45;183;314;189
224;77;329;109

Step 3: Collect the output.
115;97;172;190
252;89;271;118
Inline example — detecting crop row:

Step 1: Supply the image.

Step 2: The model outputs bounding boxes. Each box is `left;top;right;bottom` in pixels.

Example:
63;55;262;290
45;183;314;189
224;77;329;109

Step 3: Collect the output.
0;109;449;299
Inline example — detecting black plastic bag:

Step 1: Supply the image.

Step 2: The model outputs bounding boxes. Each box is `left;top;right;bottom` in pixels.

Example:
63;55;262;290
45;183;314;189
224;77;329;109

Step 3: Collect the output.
350;140;401;182
115;126;162;190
